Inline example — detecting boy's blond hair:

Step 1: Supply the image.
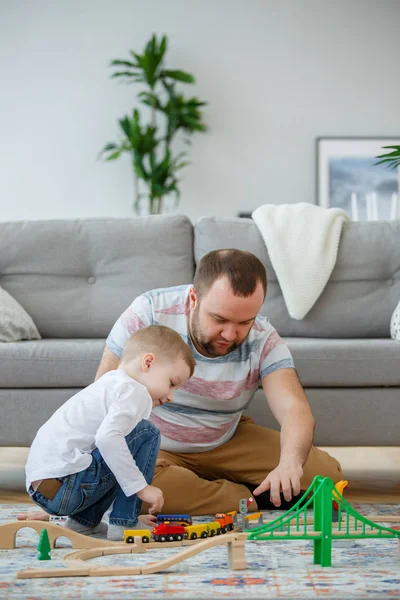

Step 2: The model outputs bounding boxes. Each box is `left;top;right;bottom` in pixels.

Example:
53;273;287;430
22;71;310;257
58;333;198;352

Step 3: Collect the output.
119;325;196;377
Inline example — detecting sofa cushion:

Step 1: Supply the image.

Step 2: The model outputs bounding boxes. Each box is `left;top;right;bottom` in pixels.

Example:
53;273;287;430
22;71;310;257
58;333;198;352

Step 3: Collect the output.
3;337;398;389
287;337;400;386
0;286;41;342
194;217;400;338
0;215;194;338
0;339;104;387
246;387;400;446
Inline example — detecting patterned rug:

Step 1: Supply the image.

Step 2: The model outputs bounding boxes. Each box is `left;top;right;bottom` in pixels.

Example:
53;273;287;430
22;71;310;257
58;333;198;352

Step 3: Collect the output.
1;503;400;599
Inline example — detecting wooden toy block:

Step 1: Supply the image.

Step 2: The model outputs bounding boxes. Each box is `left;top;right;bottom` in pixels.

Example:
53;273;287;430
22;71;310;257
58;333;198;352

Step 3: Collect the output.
227;538;246;570
132;535;147;553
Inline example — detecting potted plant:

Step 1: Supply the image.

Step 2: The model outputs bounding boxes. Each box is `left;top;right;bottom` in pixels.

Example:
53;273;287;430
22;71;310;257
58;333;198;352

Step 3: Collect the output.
100;34;208;215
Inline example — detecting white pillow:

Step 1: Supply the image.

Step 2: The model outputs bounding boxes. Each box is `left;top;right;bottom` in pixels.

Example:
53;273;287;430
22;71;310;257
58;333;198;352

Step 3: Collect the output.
0;286;41;342
390;300;400;342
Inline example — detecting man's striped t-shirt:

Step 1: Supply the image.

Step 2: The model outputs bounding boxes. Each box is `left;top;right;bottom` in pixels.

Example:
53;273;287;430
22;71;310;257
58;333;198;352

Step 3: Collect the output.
106;284;295;453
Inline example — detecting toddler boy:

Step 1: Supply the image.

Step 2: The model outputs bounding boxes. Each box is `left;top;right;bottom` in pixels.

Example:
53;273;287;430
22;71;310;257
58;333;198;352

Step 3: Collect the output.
25;325;195;541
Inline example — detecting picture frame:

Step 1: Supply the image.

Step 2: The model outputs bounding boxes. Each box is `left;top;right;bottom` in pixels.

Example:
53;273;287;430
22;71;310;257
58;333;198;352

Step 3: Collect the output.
316;137;400;221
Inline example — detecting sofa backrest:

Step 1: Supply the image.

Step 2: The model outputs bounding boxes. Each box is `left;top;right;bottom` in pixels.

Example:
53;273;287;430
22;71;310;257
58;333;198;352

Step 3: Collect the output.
0;215;194;338
194;217;400;338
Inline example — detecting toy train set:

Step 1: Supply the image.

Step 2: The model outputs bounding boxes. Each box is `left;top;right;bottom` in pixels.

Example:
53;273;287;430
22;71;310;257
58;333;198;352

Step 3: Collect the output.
124;481;351;544
6;477;400;579
124;512;236;543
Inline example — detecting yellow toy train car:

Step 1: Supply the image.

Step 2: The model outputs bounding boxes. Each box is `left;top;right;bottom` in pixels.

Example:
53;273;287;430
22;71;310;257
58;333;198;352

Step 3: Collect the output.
123;529;152;543
184;523;208;540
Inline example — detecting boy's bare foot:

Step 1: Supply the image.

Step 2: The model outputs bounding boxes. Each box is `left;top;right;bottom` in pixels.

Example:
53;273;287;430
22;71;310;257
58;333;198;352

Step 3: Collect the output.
16;511;157;526
17;509;49;522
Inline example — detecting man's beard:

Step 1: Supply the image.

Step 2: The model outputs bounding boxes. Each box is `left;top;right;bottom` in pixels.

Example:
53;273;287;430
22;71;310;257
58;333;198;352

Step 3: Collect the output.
190;307;239;357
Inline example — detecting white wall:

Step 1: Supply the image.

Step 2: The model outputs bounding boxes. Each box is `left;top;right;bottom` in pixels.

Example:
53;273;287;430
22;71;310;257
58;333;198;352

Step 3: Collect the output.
1;0;399;223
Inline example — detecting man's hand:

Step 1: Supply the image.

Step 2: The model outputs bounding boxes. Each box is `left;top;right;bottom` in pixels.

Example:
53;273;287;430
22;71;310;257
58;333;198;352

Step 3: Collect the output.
137;485;164;514
252;462;303;507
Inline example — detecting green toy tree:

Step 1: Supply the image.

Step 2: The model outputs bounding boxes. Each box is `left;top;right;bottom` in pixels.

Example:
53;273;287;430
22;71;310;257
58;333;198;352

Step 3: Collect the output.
100;34;208;215
37;528;51;561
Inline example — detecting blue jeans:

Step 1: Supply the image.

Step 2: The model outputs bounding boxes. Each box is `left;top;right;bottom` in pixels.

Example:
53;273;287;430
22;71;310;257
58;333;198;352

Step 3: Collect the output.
28;420;160;528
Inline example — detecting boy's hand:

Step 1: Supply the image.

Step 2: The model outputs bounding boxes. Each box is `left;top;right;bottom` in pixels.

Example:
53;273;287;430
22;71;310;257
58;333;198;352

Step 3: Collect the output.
137;485;164;514
138;513;157;528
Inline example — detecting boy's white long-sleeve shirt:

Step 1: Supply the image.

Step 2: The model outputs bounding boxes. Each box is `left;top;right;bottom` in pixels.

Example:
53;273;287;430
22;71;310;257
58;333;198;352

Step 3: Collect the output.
25;370;153;497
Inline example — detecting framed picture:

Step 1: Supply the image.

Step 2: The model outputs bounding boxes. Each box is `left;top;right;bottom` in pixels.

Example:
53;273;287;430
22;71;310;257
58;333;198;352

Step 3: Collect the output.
316;137;400;221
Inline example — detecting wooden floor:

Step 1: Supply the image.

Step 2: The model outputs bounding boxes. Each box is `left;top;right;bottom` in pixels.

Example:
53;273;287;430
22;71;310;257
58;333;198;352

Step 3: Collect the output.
1;489;399;506
0;491;34;505
1;446;399;506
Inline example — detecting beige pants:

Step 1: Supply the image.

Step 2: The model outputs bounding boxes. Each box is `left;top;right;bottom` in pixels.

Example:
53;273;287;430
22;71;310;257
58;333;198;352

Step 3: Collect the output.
142;416;343;515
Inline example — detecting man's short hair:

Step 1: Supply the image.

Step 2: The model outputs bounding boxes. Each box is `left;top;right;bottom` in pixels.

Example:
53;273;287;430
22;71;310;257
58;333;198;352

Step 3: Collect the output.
193;249;267;300
120;325;196;376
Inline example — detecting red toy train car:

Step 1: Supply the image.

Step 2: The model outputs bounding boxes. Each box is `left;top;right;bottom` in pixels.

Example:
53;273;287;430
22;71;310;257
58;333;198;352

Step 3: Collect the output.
152;522;188;542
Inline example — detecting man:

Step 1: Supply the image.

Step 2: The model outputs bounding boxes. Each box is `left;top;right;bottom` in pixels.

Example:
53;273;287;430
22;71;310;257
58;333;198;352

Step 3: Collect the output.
19;248;342;521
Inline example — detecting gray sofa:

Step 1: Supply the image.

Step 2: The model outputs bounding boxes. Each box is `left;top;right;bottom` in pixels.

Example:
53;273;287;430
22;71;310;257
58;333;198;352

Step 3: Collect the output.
0;215;399;449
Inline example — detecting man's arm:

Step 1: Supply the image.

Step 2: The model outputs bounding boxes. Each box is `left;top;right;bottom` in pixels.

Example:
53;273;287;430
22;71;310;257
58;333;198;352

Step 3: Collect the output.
95;346;119;380
253;368;315;506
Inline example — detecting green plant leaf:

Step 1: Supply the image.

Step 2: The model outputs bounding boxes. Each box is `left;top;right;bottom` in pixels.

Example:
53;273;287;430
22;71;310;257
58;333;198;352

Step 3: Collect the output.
186;97;207;107
138;91;162;110
111;71;142;79
376;148;400;159
102;143;118;151
163;69;196;83
118;116;132;139
97;142;123;160
375;159;400;169
130;51;145;67
110;59;138;68
105;149;125;160
160;35;168;59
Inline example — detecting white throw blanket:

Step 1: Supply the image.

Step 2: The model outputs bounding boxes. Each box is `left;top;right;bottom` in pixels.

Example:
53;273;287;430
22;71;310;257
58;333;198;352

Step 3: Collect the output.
252;203;350;320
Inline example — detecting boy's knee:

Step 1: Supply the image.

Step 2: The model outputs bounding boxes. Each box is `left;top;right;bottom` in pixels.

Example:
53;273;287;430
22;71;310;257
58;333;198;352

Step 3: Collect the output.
128;420;160;445
146;420;160;438
135;419;159;435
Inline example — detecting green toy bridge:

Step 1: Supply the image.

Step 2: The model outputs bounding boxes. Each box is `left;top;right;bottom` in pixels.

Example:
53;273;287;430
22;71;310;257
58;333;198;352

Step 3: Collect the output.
248;476;400;567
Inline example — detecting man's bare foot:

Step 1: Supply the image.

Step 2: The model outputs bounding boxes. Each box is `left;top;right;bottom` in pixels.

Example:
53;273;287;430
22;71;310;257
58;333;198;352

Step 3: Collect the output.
17;509;49;522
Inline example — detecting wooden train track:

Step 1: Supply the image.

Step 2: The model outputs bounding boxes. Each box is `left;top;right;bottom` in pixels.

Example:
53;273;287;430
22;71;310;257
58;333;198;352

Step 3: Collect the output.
17;533;248;578
0;520;119;550
3;511;399;580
